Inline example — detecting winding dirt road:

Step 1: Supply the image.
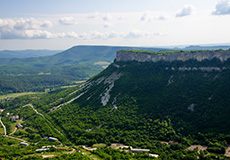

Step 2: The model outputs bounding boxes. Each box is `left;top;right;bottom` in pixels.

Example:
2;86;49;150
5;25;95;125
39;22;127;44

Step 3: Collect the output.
0;116;6;136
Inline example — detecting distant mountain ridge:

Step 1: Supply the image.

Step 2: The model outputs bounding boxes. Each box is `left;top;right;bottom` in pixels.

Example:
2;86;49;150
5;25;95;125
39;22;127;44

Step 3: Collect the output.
0;49;61;58
0;45;169;66
1;44;230;61
183;45;230;51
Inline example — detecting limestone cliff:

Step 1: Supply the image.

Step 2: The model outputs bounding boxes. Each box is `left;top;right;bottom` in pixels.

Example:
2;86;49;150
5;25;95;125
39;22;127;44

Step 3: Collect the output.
116;50;230;62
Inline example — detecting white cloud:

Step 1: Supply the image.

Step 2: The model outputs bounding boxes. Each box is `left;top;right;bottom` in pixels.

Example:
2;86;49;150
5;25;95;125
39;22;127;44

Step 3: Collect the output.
0;19;15;31
14;18;52;30
123;30;164;39
212;0;230;15
51;32;78;39
0;30;165;40
0;29;80;40
58;17;77;25
87;12;100;19
107;31;119;38
104;22;112;28
140;13;147;21
0;18;54;39
90;31;108;39
41;20;53;28
176;5;196;17
140;12;154;22
65;31;79;38
124;30;144;38
76;31;117;40
140;12;169;22
0;18;52;31
73;30;164;40
103;14;113;21
156;13;169;20
0;15;165;40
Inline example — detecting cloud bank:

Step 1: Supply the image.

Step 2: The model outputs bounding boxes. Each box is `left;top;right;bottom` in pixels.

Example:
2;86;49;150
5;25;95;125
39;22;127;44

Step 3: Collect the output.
0;15;165;40
0;18;52;31
0;30;53;39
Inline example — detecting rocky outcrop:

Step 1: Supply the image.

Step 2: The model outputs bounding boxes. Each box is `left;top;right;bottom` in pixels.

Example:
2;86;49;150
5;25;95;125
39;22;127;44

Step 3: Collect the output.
116;50;230;62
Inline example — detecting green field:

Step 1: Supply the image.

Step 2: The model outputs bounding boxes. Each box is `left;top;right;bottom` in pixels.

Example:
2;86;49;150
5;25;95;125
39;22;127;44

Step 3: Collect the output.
0;92;43;100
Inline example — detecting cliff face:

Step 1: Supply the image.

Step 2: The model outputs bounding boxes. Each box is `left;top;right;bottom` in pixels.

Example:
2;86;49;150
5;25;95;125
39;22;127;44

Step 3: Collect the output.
116;50;230;62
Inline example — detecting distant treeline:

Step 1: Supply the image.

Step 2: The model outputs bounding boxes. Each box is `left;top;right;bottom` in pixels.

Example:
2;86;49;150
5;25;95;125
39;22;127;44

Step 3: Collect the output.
0;75;77;95
118;48;230;55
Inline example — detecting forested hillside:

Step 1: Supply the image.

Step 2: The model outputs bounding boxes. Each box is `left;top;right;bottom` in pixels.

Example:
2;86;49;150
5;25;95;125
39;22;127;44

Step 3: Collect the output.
43;58;230;142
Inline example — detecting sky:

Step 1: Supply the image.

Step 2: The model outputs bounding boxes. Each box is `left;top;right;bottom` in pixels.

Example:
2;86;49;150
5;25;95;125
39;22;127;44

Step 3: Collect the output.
0;0;230;50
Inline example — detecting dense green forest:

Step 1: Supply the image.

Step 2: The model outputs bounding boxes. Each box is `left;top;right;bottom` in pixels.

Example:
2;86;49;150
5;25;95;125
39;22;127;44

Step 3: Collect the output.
48;58;230;156
0;75;76;94
0;65;102;95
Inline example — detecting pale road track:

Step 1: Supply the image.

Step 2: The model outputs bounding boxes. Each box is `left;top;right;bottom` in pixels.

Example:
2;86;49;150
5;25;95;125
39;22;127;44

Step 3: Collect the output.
9;127;17;135
0;116;7;136
6;135;26;142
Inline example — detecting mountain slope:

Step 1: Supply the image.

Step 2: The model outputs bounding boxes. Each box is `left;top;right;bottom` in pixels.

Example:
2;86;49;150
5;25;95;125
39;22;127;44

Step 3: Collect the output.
27;49;230;147
65;58;230;133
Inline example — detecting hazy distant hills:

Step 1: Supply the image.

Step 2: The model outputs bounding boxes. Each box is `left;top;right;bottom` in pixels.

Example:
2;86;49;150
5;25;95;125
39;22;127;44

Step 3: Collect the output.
1;45;230;94
0;45;169;67
1;45;230;65
0;49;61;58
183;45;230;51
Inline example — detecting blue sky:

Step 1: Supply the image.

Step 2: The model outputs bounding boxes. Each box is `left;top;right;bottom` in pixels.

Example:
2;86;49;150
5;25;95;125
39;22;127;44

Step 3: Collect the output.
0;0;230;50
